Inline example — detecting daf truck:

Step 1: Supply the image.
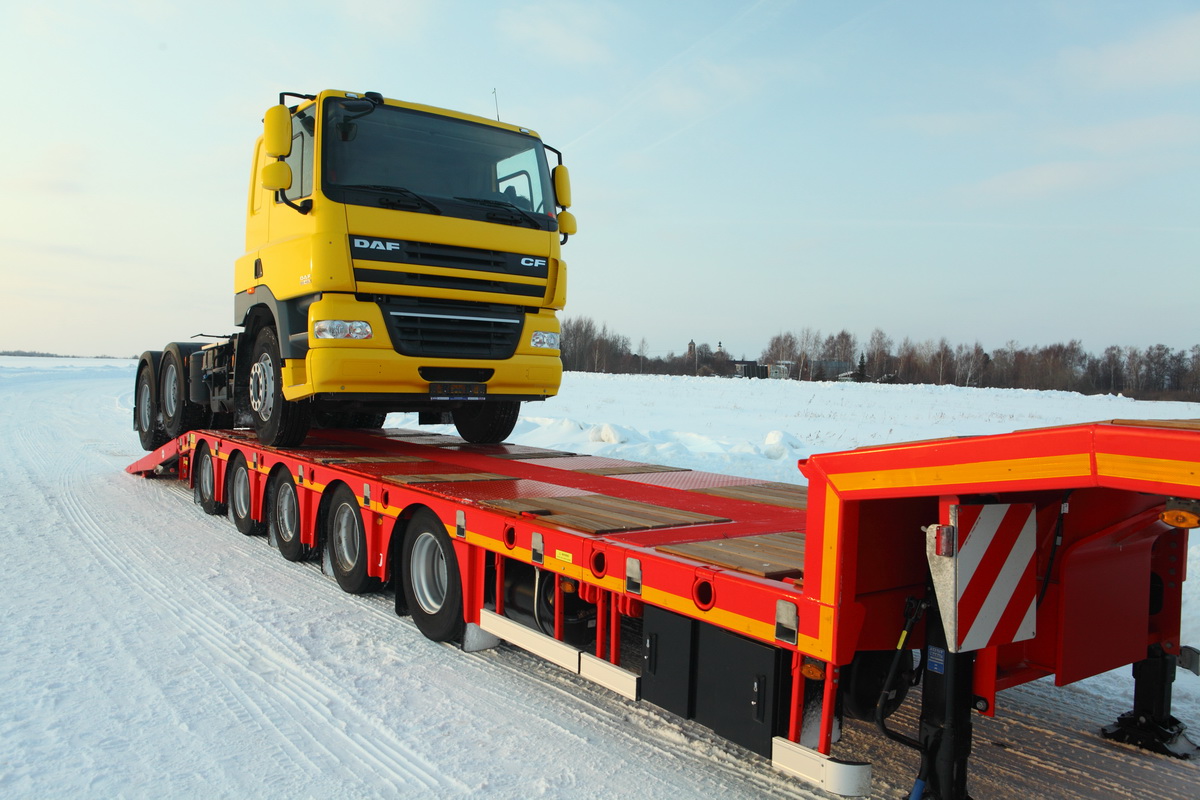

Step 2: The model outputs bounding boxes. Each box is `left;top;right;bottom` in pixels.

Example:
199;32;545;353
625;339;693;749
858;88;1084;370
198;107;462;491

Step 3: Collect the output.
135;89;575;449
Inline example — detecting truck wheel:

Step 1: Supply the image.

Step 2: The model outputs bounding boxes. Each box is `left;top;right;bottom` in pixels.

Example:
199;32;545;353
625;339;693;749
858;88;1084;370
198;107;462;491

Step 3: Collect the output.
451;401;520;444
267;470;308;562
227;452;266;536
135;365;168;451
160;349;208;440
195;442;226;516
325;484;380;594
248;327;311;447
401;509;463;642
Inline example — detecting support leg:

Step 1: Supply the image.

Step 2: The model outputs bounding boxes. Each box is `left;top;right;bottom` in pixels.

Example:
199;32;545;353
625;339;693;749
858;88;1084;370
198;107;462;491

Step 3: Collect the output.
1101;645;1198;758
919;605;975;799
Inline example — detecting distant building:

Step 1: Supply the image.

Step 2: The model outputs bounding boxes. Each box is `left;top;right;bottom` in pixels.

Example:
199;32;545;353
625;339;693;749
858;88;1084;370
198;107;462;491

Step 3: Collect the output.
731;360;764;379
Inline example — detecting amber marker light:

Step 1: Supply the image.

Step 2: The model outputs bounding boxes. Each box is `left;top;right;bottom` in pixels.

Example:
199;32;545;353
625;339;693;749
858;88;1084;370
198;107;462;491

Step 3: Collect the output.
1160;508;1200;528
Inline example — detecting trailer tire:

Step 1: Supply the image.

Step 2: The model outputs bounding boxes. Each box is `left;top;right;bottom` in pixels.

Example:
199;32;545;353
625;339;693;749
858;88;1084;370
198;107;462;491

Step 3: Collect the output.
195;442;226;516
135;365;168;451
160;349;208;440
325;484;380;594
248;327;311;447
268;470;308;562
227;452;266;536
451;401;519;444
401;509;464;642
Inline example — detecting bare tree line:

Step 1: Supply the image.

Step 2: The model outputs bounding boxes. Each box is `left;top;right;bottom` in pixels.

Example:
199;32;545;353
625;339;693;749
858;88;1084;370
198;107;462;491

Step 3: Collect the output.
560;317;1200;401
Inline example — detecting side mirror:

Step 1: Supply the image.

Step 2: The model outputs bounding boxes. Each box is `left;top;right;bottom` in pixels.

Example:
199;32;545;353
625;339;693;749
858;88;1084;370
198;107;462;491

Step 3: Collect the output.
264;105;292;158
552;165;572;209
261;161;293;192
557;210;577;236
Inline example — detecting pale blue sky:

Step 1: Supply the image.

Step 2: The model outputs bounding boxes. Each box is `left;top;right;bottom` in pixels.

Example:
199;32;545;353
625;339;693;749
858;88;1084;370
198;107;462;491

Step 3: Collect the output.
2;1;1197;359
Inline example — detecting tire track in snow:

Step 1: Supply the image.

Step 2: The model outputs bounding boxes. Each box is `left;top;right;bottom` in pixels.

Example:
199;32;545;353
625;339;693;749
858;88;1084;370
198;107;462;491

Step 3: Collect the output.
58;470;466;795
3;366;465;796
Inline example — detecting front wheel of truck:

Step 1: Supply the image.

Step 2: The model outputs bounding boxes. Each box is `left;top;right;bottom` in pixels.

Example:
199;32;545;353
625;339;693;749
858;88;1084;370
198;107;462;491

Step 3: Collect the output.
247;327;311;447
451;400;520;444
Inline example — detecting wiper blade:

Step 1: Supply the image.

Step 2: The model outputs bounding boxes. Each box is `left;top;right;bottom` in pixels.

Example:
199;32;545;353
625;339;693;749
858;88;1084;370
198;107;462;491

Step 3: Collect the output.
341;184;442;214
454;196;543;229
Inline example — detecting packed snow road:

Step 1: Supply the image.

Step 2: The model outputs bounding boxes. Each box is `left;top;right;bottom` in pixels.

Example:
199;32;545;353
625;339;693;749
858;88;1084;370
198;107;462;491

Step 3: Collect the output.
1;357;1197;798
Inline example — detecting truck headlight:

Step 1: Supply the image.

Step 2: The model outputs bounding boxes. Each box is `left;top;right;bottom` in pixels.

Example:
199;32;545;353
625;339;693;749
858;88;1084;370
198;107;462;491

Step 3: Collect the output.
314;320;373;339
530;331;559;349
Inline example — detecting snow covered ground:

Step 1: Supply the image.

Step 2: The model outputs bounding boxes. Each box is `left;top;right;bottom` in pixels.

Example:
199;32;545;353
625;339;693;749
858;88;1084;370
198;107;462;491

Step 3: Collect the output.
2;356;1197;798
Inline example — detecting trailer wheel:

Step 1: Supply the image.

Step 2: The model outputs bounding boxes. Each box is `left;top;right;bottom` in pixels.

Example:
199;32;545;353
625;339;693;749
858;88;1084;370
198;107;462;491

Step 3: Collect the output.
135;365;168;451
267;470;308;562
451;401;519;444
325;484;380;594
195;442;226;516
401;509;464;642
227;452;266;536
248;327;311;447
160;349;208;440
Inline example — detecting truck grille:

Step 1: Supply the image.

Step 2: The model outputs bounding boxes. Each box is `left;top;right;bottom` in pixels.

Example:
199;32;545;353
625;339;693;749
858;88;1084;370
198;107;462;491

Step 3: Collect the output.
351;237;549;302
377;298;523;359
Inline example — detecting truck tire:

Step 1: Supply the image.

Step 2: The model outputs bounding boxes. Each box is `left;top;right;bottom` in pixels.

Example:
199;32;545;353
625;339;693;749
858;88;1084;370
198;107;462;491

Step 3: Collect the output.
227;452;266;536
324;484;380;594
135;365;168;451
248;327;311;447
267;470;308;562
160;349;208;440
401;509;463;642
195;442;227;516
451;401;520;444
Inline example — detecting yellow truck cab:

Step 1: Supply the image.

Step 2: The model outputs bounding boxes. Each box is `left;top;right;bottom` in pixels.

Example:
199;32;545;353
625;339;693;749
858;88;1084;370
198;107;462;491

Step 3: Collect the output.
136;89;576;450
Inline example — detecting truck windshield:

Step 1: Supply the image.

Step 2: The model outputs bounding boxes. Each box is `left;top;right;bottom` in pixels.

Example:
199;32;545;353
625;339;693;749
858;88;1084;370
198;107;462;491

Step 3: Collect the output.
322;98;557;231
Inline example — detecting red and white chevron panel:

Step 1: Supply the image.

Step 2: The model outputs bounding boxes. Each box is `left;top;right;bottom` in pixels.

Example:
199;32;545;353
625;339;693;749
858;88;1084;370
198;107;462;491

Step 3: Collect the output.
953;503;1038;652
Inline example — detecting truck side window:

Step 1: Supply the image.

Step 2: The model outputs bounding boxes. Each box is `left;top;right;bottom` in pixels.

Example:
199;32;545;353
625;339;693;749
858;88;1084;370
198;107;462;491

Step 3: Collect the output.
281;111;315;201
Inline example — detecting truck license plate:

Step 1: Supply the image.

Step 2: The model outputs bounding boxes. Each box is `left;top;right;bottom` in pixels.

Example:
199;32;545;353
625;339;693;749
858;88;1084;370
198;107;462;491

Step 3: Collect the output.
429;382;487;400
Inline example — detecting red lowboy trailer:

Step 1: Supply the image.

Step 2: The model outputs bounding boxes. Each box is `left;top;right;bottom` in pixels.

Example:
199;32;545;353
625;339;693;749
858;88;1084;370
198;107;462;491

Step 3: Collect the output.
126;419;1199;798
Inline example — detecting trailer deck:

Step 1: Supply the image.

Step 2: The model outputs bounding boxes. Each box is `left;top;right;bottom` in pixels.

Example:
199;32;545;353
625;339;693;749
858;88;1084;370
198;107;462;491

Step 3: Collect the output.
127;419;1199;797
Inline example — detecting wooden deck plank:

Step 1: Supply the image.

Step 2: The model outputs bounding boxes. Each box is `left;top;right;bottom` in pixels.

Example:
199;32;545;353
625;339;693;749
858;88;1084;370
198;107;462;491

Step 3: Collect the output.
317;455;428;465
658;541;803;580
657;530;806;580
482;495;728;535
561;495;729;526
693;482;809;510
383;472;511;484
576;464;690;476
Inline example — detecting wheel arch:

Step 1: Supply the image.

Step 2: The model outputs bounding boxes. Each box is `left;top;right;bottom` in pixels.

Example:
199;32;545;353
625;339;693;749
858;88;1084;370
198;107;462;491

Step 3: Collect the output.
234;288;318;360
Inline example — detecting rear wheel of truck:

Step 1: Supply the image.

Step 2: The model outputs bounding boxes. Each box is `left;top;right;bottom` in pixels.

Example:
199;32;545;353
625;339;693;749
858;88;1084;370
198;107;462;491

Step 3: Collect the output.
248;327;311;447
267;470;308;562
135;365;168;451
451;401;519;444
160;349;208;440
401;509;464;642
227;452;266;536
325;484;380;594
